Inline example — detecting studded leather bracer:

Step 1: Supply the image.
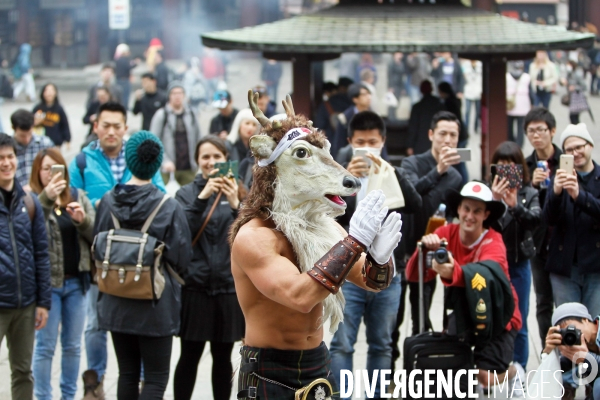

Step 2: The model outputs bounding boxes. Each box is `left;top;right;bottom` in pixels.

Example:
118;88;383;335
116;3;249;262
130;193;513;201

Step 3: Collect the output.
362;253;394;290
308;236;366;294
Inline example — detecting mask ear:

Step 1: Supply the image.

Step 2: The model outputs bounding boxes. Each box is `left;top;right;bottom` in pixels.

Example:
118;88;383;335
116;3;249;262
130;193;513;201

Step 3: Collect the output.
324;139;331;153
250;135;276;161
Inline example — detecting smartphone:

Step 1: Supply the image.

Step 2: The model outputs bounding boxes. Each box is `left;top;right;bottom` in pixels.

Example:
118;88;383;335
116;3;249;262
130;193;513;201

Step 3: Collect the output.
212;161;239;180
353;148;372;166
51;165;65;178
455;148;471;162
560;154;574;172
491;164;523;189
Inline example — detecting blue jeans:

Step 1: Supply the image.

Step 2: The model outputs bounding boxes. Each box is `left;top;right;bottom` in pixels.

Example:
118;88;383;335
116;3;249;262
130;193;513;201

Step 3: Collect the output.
550;266;600;318
464;99;481;134
33;278;86;400
508;259;531;369
330;275;401;399
533;91;552;109
85;284;107;381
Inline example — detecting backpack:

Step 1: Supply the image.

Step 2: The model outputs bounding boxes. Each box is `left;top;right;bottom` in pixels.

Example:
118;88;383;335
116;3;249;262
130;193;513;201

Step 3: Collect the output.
11;61;22;80
92;194;170;300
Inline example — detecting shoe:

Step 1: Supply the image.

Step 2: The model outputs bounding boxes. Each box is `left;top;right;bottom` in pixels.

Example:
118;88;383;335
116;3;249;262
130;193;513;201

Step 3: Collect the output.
512;362;526;397
562;385;576;400
82;369;105;400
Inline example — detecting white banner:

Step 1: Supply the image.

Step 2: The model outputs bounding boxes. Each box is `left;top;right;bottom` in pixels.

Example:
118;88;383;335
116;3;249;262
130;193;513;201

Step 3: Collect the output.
108;0;130;30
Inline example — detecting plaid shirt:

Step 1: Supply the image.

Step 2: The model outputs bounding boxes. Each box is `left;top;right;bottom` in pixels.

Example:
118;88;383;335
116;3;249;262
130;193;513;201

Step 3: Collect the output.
98;140;126;183
15;134;55;187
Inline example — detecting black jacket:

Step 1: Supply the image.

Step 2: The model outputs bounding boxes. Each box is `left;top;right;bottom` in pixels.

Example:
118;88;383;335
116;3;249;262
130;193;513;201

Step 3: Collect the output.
432;58;466;94
525;144;562;254
132;90;168;131
336;161;422;272
175;174;239;295
209;108;239;135
543;162;600;277
0;182;51;310
95;184;192;336
332;106;357;161
446;261;515;348
32;103;71;146
401;151;463;254
408;94;444;154
155;62;170;91
493;185;541;263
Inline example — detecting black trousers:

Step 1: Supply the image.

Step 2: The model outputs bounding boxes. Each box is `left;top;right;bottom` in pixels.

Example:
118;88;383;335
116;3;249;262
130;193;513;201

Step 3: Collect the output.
173;339;235;400
530;254;554;348
111;332;172;400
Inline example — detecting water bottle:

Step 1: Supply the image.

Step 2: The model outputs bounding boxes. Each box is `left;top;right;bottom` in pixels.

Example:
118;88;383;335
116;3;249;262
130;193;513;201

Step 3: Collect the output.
434;203;446;218
537;161;550;189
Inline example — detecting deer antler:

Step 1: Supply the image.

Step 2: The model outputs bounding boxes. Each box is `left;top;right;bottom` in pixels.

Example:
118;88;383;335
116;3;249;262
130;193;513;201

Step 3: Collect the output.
248;89;271;128
282;94;295;118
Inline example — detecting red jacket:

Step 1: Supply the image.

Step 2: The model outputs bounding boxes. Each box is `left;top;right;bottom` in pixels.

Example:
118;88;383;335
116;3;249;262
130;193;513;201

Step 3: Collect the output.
406;224;522;332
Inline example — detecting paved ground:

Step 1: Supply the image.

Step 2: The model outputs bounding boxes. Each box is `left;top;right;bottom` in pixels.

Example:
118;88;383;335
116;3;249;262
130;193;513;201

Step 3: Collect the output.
0;56;598;399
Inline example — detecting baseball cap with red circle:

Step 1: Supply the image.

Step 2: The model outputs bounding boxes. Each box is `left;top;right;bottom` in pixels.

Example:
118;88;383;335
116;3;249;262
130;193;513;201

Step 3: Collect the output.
446;181;506;225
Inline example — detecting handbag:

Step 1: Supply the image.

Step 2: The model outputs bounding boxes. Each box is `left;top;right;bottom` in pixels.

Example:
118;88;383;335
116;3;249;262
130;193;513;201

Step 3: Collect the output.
526;349;562;399
519;230;536;259
192;191;223;246
561;93;570;106
93;195;169;300
366;158;404;209
569;90;590;114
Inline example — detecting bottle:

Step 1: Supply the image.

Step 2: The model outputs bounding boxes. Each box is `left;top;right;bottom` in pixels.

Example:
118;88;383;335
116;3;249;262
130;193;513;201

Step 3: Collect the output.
425;203;447;234
537;160;550;189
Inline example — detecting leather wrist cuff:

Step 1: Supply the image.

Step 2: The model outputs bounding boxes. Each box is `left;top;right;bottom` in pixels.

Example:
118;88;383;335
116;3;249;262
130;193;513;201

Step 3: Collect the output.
308;236;366;294
362;253;394;290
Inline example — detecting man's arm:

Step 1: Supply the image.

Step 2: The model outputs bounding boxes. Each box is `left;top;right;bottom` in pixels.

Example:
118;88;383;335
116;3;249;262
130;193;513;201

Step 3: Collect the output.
543;177;564;226
31;196;51;310
232;226;335;313
402;155;443;195
395;166;422;214
574;187;600;219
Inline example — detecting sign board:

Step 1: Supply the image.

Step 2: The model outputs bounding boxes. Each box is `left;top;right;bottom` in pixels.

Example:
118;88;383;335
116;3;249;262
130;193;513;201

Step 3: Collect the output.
109;0;130;30
40;0;84;8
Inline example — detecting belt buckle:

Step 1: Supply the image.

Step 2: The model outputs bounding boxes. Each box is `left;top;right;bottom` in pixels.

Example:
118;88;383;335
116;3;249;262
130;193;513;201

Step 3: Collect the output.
248;386;257;399
249;357;257;363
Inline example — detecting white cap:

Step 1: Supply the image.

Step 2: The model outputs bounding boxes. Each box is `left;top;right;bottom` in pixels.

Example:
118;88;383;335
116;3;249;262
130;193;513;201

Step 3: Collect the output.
560;123;595;149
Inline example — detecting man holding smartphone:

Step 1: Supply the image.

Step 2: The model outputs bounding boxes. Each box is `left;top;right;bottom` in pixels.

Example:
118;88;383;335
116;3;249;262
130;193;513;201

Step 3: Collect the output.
393;111;463;357
544;123;600;321
523;107;562;351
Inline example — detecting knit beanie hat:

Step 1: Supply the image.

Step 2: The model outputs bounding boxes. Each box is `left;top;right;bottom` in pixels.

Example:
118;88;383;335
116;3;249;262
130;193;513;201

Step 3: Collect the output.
560;123;595;149
551;302;593;326
125;131;163;180
167;80;185;95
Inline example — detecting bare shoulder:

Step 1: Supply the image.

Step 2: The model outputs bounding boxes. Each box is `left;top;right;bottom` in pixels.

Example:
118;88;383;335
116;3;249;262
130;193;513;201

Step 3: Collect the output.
232;218;287;267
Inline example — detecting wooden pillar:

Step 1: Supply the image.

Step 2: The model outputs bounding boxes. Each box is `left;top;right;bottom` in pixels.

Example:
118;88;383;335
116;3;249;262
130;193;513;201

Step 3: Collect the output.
586;0;600;32
16;0;28;45
311;61;324;116
162;0;180;59
481;56;507;180
87;0;99;65
292;55;312;117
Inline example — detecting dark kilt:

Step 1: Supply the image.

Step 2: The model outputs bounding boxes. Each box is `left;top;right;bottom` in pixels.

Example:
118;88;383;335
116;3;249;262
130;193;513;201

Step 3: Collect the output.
237;342;339;399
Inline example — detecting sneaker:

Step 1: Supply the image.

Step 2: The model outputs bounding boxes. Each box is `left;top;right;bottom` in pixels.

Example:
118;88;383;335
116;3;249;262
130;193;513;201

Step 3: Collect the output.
82;369;105;400
511;362;526;397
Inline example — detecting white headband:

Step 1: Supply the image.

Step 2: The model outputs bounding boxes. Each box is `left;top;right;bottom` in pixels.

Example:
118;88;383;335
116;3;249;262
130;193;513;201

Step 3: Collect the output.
257;128;311;167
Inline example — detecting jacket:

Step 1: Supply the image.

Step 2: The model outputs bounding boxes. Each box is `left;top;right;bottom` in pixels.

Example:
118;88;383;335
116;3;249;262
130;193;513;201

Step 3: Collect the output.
407;94;444;154
446;261;515;348
506;72;531;117
86;83;122;108
95;184;192;337
543;162;600;277
132;90;168;131
209;108;239;136
528;60;558;93
38;188;95;289
332;106;357;161
32;103;71;146
150;104;201;171
525;144;562;254
493;185;541;263
68;141;166;208
0;181;51;310
405;224;522;332
432;58;465;94
401;151;463;254
175;174;238;295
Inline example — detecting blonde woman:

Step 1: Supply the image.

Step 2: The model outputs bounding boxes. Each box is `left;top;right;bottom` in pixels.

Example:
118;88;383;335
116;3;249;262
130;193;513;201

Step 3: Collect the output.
529;50;558;108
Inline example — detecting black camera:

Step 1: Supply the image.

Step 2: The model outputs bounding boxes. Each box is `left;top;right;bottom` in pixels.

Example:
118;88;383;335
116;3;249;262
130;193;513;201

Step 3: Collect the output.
559;324;582;346
426;240;450;268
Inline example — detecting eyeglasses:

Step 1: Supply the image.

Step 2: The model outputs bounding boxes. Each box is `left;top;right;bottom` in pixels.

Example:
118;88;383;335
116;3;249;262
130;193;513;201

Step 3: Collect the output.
526;127;549;135
564;143;588;155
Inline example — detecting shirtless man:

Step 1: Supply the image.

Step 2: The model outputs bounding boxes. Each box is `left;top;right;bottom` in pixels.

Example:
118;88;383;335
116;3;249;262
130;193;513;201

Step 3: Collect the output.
230;92;402;399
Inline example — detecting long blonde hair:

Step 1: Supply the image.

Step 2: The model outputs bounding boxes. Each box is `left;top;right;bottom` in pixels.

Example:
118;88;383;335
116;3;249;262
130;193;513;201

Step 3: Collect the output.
227;108;260;144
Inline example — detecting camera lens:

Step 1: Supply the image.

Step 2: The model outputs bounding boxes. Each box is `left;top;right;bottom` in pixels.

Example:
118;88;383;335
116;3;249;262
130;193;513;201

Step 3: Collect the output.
563;332;577;346
434;248;449;264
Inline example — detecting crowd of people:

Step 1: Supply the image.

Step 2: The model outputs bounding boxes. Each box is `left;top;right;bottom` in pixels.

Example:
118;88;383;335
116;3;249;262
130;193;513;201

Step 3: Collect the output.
0;42;599;400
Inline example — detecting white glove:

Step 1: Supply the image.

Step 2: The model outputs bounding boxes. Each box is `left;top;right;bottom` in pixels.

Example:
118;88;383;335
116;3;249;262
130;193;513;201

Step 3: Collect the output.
370;212;403;264
349;190;387;249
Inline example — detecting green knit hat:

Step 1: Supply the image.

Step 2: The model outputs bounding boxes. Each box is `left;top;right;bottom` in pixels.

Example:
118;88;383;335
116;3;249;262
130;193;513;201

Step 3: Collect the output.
125;131;163;180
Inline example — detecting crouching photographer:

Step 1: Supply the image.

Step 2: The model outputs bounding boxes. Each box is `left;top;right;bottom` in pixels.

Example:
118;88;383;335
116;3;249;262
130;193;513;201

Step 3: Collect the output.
405;181;523;394
543;303;600;400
